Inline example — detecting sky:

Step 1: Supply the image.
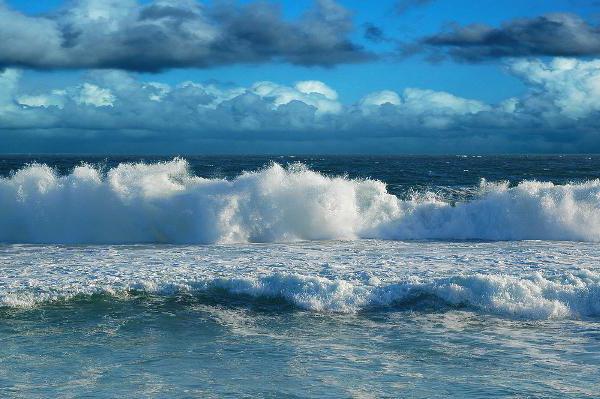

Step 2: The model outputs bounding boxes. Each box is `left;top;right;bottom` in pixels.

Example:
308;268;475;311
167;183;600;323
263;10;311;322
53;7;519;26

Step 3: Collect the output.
1;0;600;154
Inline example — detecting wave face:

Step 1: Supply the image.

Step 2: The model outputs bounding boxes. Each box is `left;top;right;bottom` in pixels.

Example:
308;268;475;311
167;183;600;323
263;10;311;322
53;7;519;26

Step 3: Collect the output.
1;159;600;244
1;240;599;320
2;271;600;320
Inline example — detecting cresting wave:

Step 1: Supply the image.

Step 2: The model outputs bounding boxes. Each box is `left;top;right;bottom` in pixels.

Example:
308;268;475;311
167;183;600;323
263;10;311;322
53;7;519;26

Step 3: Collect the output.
1;158;600;243
2;271;600;319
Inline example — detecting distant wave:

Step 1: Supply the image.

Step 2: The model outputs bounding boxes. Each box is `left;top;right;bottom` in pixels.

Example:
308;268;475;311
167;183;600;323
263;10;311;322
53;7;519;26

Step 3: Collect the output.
2;270;599;319
1;158;600;243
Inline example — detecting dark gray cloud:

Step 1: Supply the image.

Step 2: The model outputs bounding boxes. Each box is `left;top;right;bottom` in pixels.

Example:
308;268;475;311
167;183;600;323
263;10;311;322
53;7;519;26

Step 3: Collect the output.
3;57;600;154
415;13;600;62
363;23;389;43
395;0;436;15
0;0;373;72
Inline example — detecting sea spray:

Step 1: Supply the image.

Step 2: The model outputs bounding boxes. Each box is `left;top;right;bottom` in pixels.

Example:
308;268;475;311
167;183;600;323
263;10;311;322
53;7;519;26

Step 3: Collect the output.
1;158;600;243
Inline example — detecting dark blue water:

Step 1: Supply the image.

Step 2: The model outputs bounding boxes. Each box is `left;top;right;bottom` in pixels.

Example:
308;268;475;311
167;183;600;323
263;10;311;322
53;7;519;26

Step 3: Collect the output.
2;154;599;197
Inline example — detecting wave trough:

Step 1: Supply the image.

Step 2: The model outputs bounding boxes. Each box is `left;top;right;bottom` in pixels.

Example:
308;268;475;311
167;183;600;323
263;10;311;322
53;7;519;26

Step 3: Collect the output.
1;158;600;244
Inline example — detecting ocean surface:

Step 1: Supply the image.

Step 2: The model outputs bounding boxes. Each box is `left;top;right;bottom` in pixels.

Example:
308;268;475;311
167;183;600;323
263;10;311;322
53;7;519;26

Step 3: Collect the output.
1;155;599;398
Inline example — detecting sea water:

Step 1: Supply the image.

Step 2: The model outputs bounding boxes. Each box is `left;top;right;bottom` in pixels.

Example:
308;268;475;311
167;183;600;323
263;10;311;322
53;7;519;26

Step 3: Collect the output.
0;155;599;398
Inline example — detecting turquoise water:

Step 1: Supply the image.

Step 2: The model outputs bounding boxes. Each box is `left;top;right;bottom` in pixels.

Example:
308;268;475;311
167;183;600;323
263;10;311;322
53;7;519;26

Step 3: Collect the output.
1;156;599;397
2;296;598;398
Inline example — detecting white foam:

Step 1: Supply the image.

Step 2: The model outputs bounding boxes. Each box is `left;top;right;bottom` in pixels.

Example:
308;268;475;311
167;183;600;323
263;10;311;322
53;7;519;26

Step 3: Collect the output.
1;159;600;243
2;270;599;319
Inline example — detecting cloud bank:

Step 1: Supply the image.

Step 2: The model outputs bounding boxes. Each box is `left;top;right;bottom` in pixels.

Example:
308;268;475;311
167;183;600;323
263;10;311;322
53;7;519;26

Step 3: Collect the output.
2;57;600;153
0;0;372;71
414;13;600;62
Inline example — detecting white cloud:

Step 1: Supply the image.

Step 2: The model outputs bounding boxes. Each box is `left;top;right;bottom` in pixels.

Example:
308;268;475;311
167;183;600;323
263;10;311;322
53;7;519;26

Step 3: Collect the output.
252;80;342;114
499;97;519;113
401;88;489;115
175;81;245;108
359;90;401;107
295;80;338;100
17;90;67;109
76;83;116;107
143;82;171;102
399;88;490;128
357;88;488;127
509;58;600;119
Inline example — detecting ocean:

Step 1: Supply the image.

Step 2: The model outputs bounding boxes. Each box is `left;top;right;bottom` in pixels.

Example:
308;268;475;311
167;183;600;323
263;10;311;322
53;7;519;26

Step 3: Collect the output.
0;155;599;398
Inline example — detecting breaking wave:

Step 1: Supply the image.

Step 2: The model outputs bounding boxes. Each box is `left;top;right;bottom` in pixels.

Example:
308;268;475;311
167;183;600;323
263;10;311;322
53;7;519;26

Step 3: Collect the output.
2;270;599;319
1;158;600;244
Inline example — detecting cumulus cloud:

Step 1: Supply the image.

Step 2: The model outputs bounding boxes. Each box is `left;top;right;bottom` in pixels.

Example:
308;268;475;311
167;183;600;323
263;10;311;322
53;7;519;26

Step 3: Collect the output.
0;0;373;71
17;91;66;109
246;80;342;115
400;88;488;114
359;90;401;107
2;57;600;153
412;13;600;62
357;88;487;127
76;83;115;107
509;58;600;119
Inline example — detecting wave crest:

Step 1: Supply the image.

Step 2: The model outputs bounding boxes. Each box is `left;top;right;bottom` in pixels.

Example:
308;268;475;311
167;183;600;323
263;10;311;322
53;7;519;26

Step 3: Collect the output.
2;271;599;319
1;159;600;243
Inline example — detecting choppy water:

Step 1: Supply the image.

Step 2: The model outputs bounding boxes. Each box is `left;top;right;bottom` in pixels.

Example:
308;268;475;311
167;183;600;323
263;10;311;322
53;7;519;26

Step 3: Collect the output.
1;155;599;398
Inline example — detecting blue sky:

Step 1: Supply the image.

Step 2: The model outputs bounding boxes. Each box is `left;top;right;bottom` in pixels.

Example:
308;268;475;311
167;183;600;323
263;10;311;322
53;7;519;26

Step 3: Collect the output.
1;0;600;153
